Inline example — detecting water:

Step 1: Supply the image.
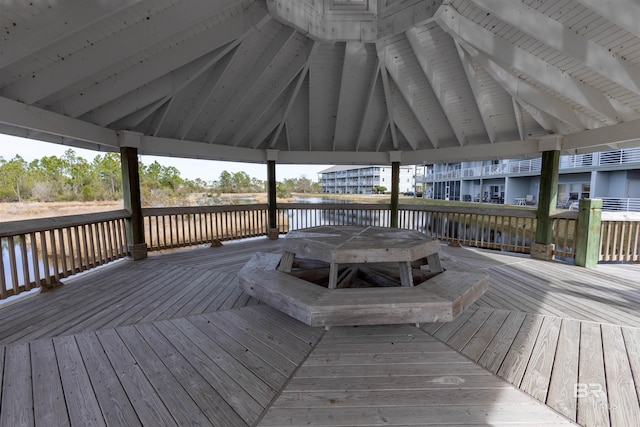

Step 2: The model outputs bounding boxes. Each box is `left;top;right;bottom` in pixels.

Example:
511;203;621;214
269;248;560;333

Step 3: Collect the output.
1;237;47;291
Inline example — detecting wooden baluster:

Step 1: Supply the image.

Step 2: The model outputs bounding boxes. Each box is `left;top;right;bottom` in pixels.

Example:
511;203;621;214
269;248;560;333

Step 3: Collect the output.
66;228;76;274
29;232;41;288
40;231;52;286
0;239;7;299
7;236;19;294
19;235;31;291
49;230;60;282
57;228;68;278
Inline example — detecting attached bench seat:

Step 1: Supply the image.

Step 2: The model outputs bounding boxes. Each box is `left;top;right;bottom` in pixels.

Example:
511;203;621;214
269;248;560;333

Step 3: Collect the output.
238;252;489;328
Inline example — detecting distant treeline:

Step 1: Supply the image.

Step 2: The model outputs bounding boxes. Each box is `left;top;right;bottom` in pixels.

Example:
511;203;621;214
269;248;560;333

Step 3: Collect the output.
0;149;318;205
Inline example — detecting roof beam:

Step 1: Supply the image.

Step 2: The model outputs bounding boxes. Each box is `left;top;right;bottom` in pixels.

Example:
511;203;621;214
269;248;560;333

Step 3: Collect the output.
470;0;640;97
512;98;526;141
333;42;374;150
406;28;466;146
233;40;316;147
456;40;586;131
205;26;296;143
0;0;142;69
377;41;438;149
176;45;240;140
2;0;246;104
355;62;381;152
268;43;318;149
52;3;266;118
435;5;638;124
0;96;118;147
518;100;573;135
563;119;640;151
574;0;640;39
375;119;391;152
378;61;399;150
454;41;497;143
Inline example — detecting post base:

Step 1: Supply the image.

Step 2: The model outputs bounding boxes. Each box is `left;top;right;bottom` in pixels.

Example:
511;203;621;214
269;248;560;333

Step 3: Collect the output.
128;243;148;260
530;242;555;261
267;228;280;240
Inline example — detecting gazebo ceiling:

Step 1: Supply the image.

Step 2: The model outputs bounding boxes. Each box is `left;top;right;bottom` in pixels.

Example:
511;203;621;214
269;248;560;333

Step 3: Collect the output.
1;0;640;165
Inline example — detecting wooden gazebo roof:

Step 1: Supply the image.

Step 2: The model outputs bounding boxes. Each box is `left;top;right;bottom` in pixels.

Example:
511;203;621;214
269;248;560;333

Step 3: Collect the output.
1;0;640;165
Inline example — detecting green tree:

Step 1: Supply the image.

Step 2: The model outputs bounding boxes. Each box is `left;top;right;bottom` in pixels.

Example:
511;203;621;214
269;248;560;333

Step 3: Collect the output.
93;153;122;200
0;155;30;201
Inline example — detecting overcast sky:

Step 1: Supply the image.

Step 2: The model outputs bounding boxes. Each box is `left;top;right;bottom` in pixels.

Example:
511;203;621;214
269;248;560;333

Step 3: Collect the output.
0;134;331;182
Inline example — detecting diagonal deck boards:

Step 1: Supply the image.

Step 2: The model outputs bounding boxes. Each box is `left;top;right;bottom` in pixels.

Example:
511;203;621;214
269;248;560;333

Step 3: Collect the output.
259;324;574;426
423;308;640;426
0;306;322;426
0;238;639;426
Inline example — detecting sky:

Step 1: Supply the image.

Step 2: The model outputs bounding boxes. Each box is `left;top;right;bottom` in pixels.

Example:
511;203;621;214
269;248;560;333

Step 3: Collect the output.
0;134;331;183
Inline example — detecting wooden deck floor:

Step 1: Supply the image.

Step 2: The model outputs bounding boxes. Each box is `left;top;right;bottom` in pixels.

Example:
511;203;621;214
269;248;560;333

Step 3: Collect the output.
1;238;639;426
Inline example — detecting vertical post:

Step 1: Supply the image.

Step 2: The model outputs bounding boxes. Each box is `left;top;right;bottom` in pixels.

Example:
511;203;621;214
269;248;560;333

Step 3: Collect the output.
267;159;278;239
390;161;400;228
531;149;560;260
120;146;147;259
575;199;602;268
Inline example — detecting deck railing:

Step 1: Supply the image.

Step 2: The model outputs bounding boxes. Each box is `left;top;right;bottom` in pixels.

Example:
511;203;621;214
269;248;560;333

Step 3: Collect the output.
142;205;268;251
599;212;640;262
1;210;129;300
278;203;578;259
4;201;638;301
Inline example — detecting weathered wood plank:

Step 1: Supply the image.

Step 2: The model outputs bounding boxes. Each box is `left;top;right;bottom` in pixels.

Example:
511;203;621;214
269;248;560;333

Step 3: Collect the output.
285;374;513;393
0;343;33;427
189;313;298;378
156;318;273;410
259;403;573;425
461;309;510;362
520;316;562;402
445;306;494;351
115;325;214;426
274;387;543;408
74;332;142;427
621;326;640;405
577;322;610;427
476;309;528;374
601;324;640;427
133;322;249;426
53;335;106;427
30;339;71;427
173;316;285;391
497;314;544;387
95;329;176;426
546;318;581;421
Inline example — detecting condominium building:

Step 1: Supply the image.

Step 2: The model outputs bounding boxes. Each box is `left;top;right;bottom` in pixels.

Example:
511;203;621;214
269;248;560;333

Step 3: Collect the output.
319;165;416;194
419;148;640;211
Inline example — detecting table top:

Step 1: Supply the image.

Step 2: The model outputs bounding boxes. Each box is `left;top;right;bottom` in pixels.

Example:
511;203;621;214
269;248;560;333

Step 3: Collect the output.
282;225;441;264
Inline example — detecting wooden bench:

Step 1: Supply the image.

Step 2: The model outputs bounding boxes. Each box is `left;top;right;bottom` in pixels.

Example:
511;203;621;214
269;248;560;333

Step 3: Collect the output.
238;252;489;328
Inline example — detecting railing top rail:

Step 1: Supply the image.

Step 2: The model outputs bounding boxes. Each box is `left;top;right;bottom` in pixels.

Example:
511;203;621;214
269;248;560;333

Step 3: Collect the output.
399;204;539;218
602;211;640;221
279;203;388;210
0;209;130;237
142;204;268;216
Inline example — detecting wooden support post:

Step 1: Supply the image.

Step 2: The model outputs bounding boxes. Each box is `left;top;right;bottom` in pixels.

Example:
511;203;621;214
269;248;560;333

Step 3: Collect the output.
267;159;278;239
531;150;560;260
575;199;602;268
391;161;400;228
120;146;147;259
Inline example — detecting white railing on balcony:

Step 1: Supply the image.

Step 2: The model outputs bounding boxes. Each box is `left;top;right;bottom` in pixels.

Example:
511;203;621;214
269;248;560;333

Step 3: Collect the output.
601;198;640;212
508;158;543;173
423;149;640;183
599;147;640;165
